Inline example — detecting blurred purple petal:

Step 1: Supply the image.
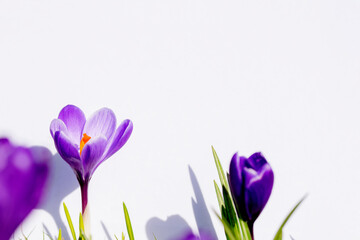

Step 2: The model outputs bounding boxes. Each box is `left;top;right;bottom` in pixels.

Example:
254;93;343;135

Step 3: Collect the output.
58;105;86;143
180;230;216;240
0;138;49;240
83;108;116;140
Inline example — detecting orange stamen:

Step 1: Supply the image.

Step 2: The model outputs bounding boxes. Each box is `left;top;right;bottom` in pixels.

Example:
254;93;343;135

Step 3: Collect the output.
80;133;91;156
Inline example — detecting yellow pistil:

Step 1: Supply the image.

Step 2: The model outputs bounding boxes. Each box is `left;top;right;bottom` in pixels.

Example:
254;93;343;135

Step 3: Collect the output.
80;133;91;156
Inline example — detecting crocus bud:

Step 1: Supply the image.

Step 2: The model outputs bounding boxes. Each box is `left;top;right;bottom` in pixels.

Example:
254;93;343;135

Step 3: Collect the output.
228;152;274;238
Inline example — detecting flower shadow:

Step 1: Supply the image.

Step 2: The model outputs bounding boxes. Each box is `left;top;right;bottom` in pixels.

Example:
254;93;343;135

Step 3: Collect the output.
189;166;217;239
37;153;78;240
146;215;192;240
145;166;217;240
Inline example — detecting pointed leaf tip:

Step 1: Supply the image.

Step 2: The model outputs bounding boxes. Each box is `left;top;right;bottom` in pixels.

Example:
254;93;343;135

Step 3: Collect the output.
273;195;307;240
123;202;135;240
63;202;77;240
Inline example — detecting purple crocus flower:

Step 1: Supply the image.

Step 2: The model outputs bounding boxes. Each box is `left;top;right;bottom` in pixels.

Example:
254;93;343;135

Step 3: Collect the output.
228;152;274;239
0;138;50;240
50;105;133;214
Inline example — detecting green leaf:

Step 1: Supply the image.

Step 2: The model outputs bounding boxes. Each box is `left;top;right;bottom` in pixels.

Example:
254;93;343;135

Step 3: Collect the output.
153;233;157;240
214;211;237;240
212;146;229;190
273;195;307;240
239;219;252;240
122;232;125;240
63;203;77;240
114;235;119;240
222;185;244;239
123;202;135;240
222;185;237;228
212;146;245;240
214;181;224;209
57;229;62;240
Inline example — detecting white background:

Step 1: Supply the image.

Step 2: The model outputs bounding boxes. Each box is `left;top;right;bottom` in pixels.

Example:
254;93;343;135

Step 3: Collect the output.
1;0;360;239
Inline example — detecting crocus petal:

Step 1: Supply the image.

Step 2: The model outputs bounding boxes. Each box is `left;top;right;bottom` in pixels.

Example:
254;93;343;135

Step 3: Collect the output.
50;119;67;139
103;119;133;161
0;138;14;171
80;136;107;179
58;105;86;144
0;145;49;240
54;131;83;177
243;163;274;222
83;108;116;140
246;152;268;171
229;153;248;220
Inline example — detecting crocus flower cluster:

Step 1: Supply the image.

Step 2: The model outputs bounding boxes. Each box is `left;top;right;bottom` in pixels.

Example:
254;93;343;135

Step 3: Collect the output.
50;105;133;216
0;138;50;240
0;103;285;240
228;152;274;239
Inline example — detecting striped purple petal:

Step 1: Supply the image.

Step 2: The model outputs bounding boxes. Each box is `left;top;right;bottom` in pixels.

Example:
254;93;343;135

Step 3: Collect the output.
82;108;116;140
58;105;86;144
103;119;133;161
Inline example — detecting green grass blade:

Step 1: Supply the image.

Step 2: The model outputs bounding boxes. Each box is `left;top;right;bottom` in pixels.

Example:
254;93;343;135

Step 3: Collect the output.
222;186;242;239
239;219;252;240
273;195;307;240
214;211;237;240
57;229;62;240
212;146;229;190
123;202;135;240
114;235;119;240
63;203;77;240
153;233;157;240
222;186;237;228
214;180;224;209
122;232;125;240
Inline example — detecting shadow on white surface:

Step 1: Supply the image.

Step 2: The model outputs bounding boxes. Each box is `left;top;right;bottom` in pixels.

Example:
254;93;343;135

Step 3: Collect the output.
146;215;192;240
189;166;217;239
145;167;217;240
38;154;78;240
101;221;112;240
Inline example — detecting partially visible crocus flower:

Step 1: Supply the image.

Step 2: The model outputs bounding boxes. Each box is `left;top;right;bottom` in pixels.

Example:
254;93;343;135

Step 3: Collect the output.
228;152;274;239
0;138;50;240
180;231;216;240
49;105;133;228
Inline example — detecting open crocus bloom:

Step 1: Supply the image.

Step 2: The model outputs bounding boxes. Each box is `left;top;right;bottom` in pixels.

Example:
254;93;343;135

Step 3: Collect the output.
228;152;274;239
0;138;49;240
50;105;133;213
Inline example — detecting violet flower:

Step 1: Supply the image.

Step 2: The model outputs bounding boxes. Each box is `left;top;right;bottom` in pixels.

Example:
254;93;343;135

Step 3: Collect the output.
228;152;274;239
180;231;216;240
0;138;50;240
50;105;133;216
